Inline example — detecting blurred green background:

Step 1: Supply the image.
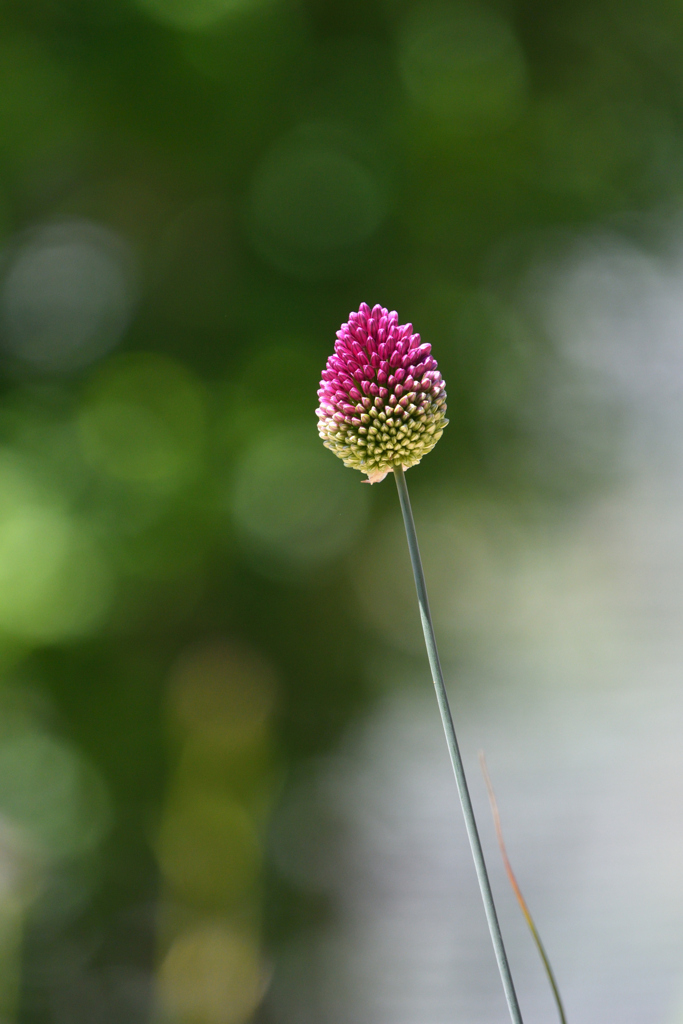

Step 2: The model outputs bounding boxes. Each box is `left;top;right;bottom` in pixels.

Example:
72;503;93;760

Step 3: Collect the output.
0;0;680;1021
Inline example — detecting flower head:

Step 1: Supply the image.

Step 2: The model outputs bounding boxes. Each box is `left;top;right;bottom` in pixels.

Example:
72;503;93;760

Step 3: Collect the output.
316;303;448;483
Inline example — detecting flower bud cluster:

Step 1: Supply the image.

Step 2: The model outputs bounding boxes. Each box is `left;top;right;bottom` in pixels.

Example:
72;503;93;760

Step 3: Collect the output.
316;303;448;483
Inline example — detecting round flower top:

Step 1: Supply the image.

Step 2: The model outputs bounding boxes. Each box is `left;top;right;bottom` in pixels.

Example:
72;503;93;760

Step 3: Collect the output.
316;303;448;483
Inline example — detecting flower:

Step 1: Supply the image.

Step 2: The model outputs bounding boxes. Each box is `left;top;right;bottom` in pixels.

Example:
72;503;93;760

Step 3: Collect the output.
316;303;448;483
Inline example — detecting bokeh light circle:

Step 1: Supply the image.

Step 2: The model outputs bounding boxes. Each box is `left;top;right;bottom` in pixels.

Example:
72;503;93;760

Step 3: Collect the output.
396;0;527;131
158;923;264;1024
158;791;261;906
136;0;266;31
247;136;387;278
168;640;276;745
0;730;111;861
0;449;112;643
78;352;207;494
230;426;369;576
0;220;136;373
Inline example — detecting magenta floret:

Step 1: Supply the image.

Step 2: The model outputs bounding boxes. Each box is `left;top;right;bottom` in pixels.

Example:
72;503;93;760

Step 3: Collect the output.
316;303;448;483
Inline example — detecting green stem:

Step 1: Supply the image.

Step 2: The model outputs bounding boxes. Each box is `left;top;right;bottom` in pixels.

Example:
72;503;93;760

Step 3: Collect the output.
393;466;524;1024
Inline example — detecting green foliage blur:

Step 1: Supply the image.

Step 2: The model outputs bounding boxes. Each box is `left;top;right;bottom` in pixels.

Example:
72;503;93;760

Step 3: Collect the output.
0;0;678;1020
